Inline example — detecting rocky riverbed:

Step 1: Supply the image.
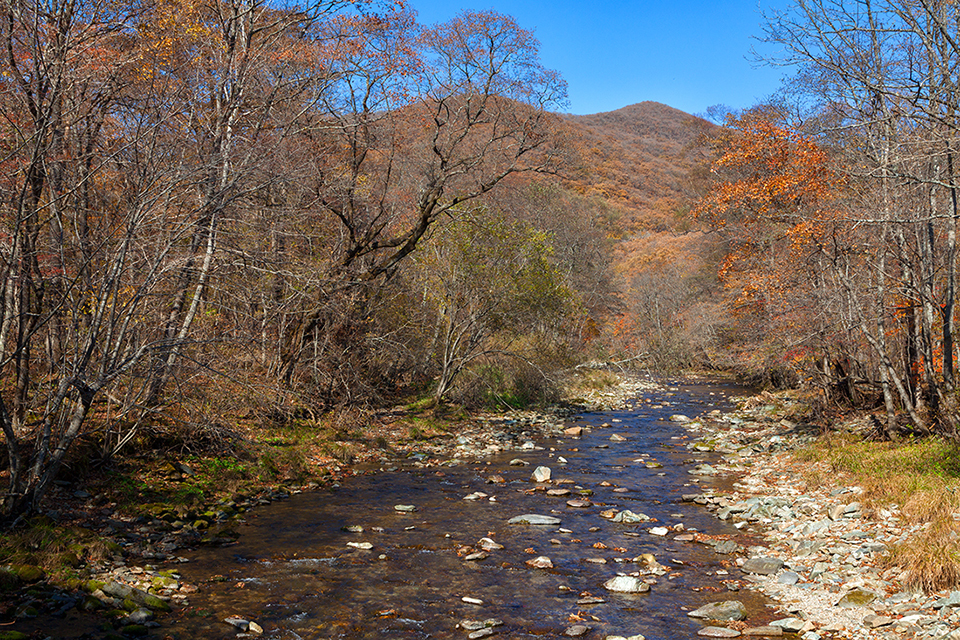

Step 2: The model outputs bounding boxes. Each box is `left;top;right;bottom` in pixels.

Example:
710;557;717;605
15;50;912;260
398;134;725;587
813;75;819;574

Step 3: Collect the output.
674;392;960;640
8;375;960;640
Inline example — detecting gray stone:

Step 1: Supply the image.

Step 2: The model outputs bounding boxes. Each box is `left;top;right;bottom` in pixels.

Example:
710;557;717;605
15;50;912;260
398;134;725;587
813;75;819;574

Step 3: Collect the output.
469;629;497;639
224;617;249;631
698;627;741;638
777;571;800;585
862;614;894;629
564;625;589;637
508;514;560;526
531;466;552;483
509;459;529;466
670;414;692;422
127;609;153;624
394;504;417;512
742;627;782;636
714;540;739;555
690;464;718;476
770;618;805;633
460;619;504;631
934;591;960;608
741;557;784;576
687;601;747;621
604;576;650;593
611;510;650;523
566;499;592;508
827;504;846;521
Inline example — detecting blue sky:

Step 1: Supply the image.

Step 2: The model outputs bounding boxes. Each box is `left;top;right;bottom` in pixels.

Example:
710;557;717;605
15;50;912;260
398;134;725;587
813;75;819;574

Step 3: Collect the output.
410;0;794;116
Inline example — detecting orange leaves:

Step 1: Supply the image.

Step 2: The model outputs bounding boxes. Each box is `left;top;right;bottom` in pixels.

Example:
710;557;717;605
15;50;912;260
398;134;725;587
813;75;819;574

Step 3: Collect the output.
694;112;847;327
694;115;842;230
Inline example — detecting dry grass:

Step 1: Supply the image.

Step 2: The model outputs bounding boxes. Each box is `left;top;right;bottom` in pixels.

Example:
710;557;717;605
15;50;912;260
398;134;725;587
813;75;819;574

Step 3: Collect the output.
889;521;960;592
798;431;960;591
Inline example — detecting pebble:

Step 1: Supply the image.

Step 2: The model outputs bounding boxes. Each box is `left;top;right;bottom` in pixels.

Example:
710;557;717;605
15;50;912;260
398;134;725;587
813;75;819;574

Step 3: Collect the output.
394;504;417;512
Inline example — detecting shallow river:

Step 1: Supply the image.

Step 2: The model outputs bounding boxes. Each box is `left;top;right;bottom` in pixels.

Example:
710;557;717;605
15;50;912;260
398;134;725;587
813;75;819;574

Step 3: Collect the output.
162;379;775;639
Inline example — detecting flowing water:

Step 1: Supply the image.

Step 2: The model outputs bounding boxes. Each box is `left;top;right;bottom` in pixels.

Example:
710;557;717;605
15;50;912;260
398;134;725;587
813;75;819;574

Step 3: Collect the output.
161;379;776;639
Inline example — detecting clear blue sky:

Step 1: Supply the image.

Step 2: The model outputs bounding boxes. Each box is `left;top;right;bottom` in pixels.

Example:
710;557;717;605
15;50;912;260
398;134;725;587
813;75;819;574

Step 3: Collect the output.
409;0;793;116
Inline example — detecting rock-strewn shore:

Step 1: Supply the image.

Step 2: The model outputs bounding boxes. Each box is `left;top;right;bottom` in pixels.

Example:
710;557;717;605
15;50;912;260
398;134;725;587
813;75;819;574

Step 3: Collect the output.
678;392;960;640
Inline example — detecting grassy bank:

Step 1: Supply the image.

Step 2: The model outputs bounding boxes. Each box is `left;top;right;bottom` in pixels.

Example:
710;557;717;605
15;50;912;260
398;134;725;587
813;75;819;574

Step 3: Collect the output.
796;429;960;591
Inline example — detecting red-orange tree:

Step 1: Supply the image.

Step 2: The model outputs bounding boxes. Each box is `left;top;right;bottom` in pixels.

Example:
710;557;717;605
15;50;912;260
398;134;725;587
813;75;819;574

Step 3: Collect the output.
693;109;848;386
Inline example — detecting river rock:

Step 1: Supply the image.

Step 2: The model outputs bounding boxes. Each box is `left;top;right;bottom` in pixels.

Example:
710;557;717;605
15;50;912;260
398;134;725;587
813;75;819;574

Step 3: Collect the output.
862;614;894;628
468;629;497;639
604;576;650;593
714;540;738;554
741;557;783;575
770;618;805;633
689;464;718;476
462;596;484;605
687;600;747;621
566;499;591;508
547;488;571;496
577;596;605;605
531;466;552;482
611;510;650;523
649;526;669;536
934;591;960;608
346;541;373;550
606;635;646;640
610;434;627;442
127;608;153;624
698;627;741;638
742;627;782;636
486;474;506;484
670;414;692;422
460;618;504;631
526;556;553;569
464;492;488;500
508;514;560;526
509;459;529;466
777;571;799;585
478;537;503;551
836;587;877;607
564;625;589;637
564;426;583;437
394;504;417;512
224;617;250;631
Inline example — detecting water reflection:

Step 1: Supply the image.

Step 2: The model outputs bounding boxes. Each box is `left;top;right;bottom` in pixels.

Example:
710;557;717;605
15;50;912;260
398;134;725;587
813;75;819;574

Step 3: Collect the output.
169;380;772;639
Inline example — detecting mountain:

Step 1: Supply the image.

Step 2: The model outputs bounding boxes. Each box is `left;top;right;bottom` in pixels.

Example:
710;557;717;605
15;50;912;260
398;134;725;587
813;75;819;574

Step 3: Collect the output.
561;101;717;234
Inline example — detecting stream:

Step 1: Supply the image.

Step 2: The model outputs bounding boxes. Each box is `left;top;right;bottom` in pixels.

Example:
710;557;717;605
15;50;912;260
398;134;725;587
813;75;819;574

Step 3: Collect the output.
159;379;776;639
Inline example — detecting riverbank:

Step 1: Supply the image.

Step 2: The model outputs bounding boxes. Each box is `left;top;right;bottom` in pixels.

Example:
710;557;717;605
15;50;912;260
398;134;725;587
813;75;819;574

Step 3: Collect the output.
678;391;960;640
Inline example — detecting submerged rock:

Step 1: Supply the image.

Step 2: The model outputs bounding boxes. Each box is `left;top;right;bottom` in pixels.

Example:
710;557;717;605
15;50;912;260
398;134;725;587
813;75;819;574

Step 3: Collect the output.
687;600;747;621
698;627;741;638
508;514;560;526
